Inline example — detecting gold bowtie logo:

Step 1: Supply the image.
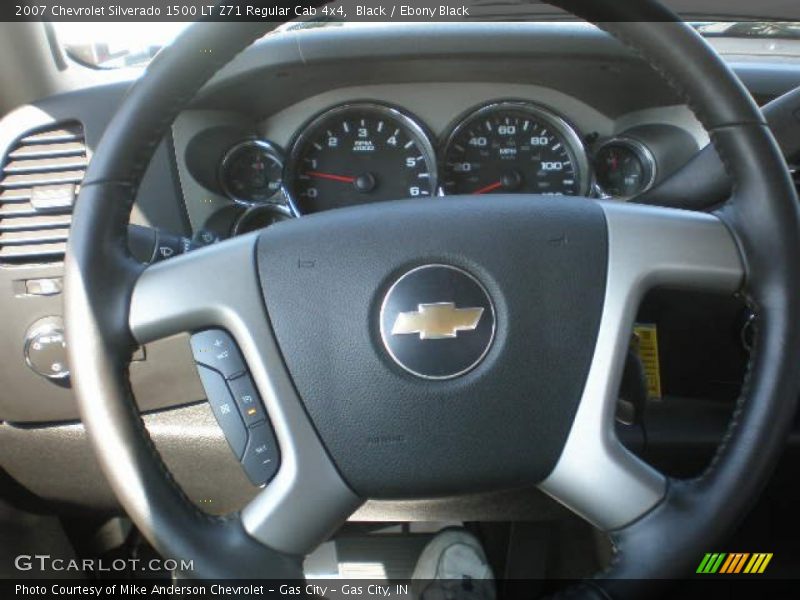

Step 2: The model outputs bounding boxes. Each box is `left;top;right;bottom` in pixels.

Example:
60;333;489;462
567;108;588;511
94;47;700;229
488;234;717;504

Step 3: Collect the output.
391;302;484;340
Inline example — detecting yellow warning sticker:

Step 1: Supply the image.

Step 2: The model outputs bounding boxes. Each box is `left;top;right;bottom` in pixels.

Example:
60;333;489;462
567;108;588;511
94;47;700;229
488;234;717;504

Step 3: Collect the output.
633;323;662;400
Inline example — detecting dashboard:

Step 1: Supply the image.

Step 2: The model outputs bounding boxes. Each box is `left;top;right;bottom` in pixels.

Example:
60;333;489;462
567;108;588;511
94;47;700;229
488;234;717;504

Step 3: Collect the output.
175;81;704;238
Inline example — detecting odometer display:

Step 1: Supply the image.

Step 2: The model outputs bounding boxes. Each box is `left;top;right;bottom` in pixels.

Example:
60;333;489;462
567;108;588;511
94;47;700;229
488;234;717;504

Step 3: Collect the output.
289;103;437;214
441;102;589;197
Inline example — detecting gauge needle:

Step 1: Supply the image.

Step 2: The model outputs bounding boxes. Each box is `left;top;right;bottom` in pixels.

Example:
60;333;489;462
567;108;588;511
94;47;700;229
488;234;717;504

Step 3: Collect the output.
472;181;503;195
305;171;356;183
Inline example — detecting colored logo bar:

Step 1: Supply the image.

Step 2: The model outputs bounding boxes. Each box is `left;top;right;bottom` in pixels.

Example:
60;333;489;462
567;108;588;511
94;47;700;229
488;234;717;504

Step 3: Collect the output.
696;553;773;574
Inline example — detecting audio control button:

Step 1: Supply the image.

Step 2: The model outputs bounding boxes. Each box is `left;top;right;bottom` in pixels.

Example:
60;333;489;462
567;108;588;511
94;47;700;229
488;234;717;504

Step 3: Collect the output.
190;329;246;379
196;364;247;459
228;374;266;427
241;421;280;486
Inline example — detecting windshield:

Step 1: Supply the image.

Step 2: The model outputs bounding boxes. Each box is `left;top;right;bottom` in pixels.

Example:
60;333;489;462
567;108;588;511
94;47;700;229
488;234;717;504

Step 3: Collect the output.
694;22;800;39
54;20;800;70
54;22;191;69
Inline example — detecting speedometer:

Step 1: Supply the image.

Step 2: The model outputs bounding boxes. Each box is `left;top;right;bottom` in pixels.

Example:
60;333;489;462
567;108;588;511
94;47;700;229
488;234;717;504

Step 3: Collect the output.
288;103;437;214
441;101;590;197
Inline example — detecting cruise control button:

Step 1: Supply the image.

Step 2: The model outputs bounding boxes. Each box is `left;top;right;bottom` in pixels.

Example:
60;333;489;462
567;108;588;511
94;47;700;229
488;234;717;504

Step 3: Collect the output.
228;374;266;426
196;365;247;459
241;421;280;486
190;329;246;379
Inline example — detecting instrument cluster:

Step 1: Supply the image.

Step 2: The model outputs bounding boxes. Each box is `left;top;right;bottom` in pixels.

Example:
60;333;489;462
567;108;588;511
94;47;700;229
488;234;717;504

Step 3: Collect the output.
217;99;660;218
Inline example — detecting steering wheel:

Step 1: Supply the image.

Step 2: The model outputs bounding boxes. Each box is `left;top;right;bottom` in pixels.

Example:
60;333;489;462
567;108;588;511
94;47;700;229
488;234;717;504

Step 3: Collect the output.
64;0;800;595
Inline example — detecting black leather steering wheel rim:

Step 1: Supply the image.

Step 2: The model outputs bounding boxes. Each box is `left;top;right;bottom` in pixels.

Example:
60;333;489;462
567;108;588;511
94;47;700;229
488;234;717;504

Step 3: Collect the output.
64;0;800;594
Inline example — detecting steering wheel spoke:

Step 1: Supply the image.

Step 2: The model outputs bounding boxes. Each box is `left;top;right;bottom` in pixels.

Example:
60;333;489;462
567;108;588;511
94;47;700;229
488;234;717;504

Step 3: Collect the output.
539;202;744;530
129;236;361;555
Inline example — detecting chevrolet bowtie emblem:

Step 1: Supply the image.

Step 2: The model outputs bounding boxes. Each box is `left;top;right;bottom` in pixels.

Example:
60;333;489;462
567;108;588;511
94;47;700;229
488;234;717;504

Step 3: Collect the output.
391;302;484;340
380;265;495;379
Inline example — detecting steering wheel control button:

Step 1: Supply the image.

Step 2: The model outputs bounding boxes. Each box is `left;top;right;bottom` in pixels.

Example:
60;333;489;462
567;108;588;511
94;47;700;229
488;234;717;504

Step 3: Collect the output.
190;329;246;379
24;317;69;381
195;365;247;459
228;374;267;426
241;421;280;486
380;264;496;379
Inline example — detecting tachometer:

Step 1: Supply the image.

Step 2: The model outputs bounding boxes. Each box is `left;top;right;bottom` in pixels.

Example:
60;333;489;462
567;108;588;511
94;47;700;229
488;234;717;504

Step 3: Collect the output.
441;101;589;197
288;103;437;214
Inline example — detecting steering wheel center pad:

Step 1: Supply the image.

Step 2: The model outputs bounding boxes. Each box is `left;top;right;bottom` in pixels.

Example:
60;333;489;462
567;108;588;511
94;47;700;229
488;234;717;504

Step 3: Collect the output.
258;195;607;498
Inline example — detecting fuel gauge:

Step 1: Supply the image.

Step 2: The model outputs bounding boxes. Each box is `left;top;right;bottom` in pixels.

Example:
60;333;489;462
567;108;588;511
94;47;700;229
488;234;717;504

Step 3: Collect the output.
219;140;285;205
594;138;656;199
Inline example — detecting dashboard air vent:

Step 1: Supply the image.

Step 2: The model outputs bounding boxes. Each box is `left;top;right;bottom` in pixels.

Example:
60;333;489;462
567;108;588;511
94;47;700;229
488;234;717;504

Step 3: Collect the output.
0;122;87;265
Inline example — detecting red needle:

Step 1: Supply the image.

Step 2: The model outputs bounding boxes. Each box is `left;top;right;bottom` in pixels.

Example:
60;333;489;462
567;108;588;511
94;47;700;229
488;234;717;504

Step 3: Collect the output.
472;181;503;195
306;171;356;184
